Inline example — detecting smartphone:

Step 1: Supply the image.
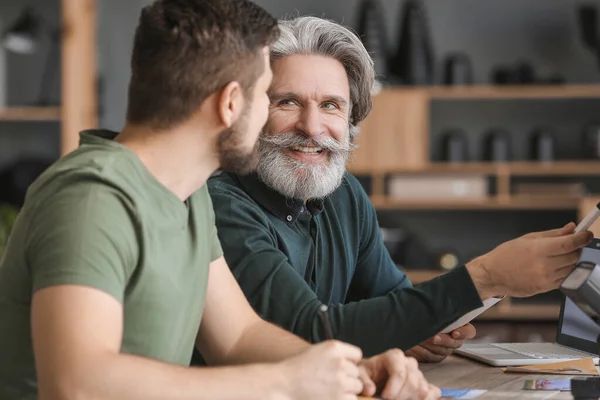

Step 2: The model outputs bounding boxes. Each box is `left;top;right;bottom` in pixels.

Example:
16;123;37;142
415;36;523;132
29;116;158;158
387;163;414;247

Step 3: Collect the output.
575;202;600;233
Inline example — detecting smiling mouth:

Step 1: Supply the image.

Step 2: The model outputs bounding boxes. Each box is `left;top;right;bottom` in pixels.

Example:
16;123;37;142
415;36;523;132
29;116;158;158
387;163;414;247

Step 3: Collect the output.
290;145;324;154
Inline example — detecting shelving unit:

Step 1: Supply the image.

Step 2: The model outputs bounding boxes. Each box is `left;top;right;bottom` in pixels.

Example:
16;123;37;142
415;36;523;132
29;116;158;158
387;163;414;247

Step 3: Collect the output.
355;160;600;176
0;107;61;121
1;0;97;156
351;84;600;323
363;161;600;210
425;84;600;100
348;85;600;212
371;195;580;210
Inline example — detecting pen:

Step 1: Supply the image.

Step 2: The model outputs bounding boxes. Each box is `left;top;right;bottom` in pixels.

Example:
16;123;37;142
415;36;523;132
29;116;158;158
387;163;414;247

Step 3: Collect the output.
318;304;334;340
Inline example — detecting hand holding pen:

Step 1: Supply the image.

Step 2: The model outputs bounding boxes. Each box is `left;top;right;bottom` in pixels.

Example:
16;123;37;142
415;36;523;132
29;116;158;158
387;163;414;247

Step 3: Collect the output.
276;303;365;399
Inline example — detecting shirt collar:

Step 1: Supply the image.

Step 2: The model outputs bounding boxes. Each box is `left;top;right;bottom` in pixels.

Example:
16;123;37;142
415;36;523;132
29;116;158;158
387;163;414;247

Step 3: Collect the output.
79;129;120;145
234;172;324;223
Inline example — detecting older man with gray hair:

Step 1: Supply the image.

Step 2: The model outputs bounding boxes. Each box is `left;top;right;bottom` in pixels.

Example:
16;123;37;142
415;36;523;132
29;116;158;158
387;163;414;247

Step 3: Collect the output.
206;15;591;364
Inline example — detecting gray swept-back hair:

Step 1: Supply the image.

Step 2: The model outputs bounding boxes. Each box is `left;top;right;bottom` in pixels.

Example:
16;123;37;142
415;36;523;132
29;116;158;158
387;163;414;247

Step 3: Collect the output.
270;16;375;140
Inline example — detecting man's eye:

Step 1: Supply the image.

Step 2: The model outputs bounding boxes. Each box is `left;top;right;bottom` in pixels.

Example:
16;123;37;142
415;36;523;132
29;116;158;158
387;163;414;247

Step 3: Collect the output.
322;102;338;109
278;99;296;106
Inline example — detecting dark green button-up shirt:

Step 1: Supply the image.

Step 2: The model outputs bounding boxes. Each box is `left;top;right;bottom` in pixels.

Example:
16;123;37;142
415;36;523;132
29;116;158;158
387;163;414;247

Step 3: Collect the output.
206;171;483;356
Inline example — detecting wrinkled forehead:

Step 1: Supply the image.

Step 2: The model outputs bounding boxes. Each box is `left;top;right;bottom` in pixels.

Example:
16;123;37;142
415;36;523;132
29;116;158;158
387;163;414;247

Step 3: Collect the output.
268;54;350;103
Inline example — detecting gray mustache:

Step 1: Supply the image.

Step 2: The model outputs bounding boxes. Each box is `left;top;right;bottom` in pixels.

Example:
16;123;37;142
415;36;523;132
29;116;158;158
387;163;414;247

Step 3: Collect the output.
259;132;352;153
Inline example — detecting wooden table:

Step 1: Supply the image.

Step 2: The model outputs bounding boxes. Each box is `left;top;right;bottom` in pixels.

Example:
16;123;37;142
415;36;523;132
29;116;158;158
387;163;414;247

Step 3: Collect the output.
420;355;583;399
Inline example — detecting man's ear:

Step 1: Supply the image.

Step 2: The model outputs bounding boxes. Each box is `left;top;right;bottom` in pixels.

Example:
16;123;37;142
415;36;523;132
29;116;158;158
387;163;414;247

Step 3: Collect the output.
217;81;244;128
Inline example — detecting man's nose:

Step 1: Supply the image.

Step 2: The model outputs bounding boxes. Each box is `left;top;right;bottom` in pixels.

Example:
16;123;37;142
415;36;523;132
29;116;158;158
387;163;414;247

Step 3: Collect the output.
295;104;324;139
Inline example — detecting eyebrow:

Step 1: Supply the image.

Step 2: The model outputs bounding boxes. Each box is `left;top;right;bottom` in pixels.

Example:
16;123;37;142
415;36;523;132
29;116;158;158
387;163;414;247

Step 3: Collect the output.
269;91;349;108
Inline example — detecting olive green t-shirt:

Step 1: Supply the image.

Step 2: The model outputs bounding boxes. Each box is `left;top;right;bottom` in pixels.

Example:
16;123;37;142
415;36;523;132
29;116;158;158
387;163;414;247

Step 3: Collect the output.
0;129;222;399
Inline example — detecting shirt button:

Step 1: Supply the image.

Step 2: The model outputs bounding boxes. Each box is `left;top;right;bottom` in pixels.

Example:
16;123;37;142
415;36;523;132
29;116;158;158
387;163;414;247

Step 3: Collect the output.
286;215;293;222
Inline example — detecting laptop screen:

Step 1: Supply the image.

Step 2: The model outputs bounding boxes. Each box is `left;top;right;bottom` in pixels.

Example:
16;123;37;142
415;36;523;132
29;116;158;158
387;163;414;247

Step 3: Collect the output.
557;238;600;355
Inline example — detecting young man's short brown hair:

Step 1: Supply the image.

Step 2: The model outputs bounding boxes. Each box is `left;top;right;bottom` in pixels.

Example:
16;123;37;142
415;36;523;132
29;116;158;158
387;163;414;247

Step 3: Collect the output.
126;0;279;130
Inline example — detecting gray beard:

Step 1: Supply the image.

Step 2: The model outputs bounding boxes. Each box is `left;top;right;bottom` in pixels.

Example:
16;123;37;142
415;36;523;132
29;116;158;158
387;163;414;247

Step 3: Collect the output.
256;133;352;201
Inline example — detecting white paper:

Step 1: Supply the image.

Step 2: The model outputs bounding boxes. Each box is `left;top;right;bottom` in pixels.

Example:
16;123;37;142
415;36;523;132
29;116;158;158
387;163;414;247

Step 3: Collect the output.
440;296;505;334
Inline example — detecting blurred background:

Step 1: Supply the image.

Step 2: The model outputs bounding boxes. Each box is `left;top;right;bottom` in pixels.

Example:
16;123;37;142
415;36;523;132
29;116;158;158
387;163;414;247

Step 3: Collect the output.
4;0;600;343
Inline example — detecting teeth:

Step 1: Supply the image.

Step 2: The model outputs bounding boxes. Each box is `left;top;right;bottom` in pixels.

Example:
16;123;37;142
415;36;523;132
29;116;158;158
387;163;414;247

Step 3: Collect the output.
291;146;323;154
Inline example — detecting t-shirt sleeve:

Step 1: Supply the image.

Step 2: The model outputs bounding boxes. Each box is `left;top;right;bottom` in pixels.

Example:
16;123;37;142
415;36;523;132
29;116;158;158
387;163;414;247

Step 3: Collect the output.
25;182;139;303
210;223;223;262
199;183;223;262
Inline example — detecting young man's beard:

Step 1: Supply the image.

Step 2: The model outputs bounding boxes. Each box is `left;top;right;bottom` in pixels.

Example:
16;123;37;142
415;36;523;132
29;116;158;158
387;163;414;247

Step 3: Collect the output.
217;109;259;176
255;129;354;201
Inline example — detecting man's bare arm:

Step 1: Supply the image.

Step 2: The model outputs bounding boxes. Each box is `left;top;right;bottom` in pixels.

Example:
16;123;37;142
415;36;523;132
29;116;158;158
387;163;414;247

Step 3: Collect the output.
31;285;286;400
196;256;310;365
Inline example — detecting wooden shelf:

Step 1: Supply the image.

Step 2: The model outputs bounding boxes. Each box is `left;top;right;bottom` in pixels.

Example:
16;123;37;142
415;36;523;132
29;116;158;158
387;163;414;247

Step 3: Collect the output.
506;161;600;175
0;3;96;149
370;195;580;210
353;161;600;210
427;161;600;176
350;161;600;176
391;84;600;100
349;163;497;175
350;86;600;174
0;107;61;121
478;304;560;321
398;162;499;174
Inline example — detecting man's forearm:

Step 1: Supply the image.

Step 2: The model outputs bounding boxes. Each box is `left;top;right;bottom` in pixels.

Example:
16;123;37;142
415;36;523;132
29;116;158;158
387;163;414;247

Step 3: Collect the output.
259;265;484;358
342;266;483;355
45;352;286;400
221;318;310;365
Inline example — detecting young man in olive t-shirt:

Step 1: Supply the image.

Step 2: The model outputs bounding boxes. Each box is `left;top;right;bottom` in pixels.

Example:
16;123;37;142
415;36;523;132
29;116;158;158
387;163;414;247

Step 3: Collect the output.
0;1;440;400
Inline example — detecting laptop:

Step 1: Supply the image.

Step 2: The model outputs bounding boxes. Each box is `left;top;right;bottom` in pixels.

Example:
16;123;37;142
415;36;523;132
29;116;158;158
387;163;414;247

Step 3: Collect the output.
454;239;600;367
